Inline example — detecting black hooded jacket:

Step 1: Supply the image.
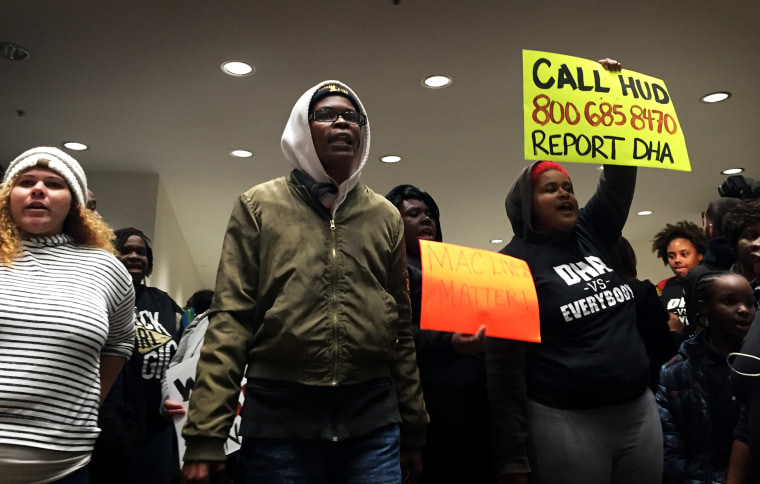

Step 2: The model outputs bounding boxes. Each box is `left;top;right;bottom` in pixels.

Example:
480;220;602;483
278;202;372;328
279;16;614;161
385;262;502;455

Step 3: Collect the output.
487;163;649;473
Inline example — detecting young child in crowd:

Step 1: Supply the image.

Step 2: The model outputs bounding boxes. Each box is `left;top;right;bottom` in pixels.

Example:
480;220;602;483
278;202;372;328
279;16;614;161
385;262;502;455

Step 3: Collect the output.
657;271;755;483
651;221;708;338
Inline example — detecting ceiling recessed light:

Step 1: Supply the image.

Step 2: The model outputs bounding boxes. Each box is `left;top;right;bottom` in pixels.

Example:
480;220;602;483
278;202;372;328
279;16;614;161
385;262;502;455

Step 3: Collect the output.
63;142;88;151
380;155;402;163
637;210;653;216
423;75;452;89
490;239;504;244
721;168;744;175
230;150;253;158
221;61;254;77
699;91;730;103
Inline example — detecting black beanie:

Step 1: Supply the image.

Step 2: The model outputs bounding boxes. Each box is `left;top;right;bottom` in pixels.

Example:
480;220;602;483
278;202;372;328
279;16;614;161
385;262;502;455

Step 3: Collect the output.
309;83;362;113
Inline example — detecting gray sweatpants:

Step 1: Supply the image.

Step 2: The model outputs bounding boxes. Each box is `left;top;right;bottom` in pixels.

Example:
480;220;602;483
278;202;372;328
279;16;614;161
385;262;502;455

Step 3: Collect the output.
527;390;662;484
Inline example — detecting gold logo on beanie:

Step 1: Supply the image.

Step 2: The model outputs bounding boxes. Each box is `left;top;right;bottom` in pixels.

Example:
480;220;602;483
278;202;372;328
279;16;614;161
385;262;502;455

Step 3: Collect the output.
317;84;350;96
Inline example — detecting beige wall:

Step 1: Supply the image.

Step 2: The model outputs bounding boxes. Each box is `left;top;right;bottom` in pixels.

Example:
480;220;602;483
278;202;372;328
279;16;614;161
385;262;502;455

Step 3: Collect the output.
88;171;674;302
151;180;202;306
626;233;673;284
88;172;159;240
87;172;200;304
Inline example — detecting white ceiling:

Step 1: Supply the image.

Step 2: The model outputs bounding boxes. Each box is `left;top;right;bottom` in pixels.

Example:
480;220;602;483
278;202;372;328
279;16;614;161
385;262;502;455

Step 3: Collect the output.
3;0;759;288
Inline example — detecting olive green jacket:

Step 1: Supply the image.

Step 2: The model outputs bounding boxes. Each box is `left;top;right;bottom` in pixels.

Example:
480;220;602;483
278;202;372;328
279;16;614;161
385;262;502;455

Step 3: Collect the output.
182;172;428;461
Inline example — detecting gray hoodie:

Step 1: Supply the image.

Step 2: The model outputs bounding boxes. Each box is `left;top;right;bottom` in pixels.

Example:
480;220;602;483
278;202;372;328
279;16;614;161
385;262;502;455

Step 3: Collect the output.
281;80;370;216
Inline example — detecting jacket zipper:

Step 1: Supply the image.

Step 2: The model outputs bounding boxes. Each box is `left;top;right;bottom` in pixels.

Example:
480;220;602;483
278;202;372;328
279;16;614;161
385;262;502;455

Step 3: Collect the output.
330;218;339;387
330;218;339;442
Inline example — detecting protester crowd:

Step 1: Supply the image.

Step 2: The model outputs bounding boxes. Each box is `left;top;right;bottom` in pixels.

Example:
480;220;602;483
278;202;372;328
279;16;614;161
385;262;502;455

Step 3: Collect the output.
1;73;759;484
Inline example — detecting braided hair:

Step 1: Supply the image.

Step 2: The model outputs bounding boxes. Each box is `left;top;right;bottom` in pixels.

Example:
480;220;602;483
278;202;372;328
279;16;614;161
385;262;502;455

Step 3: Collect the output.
689;270;731;321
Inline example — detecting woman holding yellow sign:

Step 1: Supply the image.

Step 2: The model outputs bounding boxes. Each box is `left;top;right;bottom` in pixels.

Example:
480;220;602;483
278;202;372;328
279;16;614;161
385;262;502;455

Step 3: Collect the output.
487;158;662;483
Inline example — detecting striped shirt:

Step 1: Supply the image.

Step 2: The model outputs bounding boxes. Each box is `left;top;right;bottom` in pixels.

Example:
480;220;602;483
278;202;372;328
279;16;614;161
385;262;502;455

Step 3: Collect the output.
0;234;135;452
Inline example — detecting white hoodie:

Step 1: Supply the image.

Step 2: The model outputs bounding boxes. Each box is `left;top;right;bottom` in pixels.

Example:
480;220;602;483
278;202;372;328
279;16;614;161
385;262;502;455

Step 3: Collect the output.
281;80;371;216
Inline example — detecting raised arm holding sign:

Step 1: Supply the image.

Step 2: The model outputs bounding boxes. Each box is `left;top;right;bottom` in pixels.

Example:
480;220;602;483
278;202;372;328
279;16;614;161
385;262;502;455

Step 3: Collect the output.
490;55;664;483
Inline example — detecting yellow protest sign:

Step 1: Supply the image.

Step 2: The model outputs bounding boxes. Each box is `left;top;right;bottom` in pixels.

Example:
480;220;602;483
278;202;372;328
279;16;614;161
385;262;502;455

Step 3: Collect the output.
523;49;690;171
419;240;541;342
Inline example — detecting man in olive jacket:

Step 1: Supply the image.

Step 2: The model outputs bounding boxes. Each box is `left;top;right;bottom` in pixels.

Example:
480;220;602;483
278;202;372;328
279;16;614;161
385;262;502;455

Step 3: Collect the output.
182;80;428;484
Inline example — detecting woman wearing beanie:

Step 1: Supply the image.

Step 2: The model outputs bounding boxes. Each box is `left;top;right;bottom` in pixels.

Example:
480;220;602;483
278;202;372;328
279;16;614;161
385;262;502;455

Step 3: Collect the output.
487;160;662;484
0;146;136;484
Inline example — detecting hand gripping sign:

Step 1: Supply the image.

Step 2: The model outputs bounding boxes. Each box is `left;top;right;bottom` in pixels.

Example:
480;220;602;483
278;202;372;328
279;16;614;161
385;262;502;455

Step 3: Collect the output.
419;240;541;342
523;49;690;171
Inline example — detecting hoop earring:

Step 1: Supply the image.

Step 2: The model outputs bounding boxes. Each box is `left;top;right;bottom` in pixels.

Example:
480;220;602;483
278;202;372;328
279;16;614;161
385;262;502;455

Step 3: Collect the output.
727;352;760;377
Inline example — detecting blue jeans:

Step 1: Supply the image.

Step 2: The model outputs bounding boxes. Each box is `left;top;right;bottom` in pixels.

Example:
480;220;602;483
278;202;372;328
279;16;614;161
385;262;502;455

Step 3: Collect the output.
237;424;401;484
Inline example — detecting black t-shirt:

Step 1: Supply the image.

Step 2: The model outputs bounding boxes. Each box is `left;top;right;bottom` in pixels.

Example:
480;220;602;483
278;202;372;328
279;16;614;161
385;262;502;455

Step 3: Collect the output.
659;277;689;326
92;285;181;482
128;285;182;437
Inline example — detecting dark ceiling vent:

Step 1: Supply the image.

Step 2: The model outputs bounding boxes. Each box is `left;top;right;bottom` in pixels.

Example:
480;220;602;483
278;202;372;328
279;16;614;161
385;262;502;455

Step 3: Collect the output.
1;42;30;61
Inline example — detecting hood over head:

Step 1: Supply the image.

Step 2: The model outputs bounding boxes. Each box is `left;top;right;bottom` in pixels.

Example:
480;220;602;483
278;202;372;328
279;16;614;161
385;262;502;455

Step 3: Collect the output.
506;160;544;240
281;80;370;214
507;160;578;241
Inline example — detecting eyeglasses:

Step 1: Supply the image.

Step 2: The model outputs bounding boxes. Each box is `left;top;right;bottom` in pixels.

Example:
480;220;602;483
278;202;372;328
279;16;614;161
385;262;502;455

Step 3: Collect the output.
308;107;367;126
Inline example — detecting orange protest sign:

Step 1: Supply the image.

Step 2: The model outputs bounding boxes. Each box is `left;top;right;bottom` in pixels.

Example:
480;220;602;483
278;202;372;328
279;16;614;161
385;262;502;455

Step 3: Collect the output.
419;240;541;342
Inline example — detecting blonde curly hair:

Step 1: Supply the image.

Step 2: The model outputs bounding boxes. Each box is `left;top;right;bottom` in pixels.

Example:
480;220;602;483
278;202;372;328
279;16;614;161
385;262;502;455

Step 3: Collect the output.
0;175;115;265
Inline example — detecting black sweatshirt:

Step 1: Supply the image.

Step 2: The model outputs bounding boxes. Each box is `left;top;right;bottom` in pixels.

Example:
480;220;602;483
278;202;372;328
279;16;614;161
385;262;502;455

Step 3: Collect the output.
487;163;649;474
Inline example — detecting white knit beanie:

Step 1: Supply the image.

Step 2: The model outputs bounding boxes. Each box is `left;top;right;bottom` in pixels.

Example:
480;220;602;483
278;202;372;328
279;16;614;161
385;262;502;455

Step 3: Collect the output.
3;147;88;207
